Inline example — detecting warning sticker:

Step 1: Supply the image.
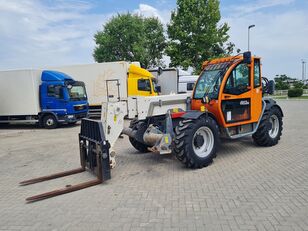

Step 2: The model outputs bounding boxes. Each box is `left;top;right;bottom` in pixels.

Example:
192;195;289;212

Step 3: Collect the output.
227;111;231;121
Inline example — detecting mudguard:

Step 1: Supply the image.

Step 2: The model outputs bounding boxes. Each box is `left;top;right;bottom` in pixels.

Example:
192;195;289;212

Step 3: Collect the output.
264;98;284;117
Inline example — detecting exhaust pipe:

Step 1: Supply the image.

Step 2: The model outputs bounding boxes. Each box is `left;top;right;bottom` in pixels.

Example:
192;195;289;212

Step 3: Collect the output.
122;127;137;138
143;126;163;146
122;125;163;146
122;124;171;154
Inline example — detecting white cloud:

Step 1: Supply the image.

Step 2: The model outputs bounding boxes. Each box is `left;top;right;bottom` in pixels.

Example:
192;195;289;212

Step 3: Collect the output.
0;0;108;69
223;1;308;79
133;4;172;67
134;4;162;20
231;0;295;15
134;3;171;26
1;0;305;79
0;1;173;70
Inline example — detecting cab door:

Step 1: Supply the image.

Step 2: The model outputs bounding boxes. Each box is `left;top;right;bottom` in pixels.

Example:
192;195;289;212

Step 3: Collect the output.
40;84;67;115
220;62;252;126
106;80;120;102
250;58;263;122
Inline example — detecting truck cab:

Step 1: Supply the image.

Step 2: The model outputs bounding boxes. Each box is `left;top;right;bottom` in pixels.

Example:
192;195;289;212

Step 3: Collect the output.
127;64;158;97
39;70;88;128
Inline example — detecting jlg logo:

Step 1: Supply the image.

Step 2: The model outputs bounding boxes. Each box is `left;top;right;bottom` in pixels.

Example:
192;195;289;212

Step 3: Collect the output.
240;100;249;105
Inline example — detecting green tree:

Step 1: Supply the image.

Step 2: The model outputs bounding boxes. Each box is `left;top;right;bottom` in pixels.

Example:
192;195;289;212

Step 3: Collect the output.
274;74;298;90
275;80;289;90
293;81;304;89
166;0;234;73
93;13;166;68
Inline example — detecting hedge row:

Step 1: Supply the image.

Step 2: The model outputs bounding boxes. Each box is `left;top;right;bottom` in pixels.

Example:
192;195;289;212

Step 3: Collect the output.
288;88;303;97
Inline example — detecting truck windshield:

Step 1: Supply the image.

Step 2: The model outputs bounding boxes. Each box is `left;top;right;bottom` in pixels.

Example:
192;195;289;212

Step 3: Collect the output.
68;83;87;101
194;62;231;99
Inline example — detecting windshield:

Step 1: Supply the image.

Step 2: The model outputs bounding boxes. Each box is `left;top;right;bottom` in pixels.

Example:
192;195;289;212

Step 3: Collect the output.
68;83;87;101
194;62;231;99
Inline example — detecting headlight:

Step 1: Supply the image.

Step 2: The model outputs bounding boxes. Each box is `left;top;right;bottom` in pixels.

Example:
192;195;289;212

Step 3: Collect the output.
67;115;75;119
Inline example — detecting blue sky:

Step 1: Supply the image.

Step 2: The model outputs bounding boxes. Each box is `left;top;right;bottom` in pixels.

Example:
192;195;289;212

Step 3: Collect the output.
0;0;307;79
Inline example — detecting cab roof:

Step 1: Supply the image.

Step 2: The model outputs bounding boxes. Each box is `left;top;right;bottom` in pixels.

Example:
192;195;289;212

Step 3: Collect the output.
202;54;260;69
41;70;73;81
129;64;154;78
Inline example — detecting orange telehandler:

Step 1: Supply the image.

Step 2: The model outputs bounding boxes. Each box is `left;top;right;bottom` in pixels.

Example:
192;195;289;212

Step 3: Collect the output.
126;51;283;168
171;52;283;167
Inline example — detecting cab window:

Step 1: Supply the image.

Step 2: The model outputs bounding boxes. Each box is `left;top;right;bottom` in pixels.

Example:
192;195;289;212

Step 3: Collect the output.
138;79;151;91
47;85;63;99
224;63;250;95
187;82;195;91
254;59;261;88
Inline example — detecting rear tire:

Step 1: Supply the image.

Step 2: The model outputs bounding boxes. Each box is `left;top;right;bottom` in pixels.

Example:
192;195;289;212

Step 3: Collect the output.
173;117;220;168
43;114;58;129
128;119;150;153
252;106;283;146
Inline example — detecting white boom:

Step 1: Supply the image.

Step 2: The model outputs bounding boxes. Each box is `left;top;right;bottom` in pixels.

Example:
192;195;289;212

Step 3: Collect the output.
101;93;191;167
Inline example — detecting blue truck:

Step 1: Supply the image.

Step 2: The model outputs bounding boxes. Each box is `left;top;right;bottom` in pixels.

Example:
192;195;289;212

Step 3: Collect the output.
0;69;88;128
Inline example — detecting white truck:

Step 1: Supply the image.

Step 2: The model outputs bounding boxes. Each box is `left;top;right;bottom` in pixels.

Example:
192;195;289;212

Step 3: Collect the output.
0;69;88;128
51;62;158;117
149;68;198;94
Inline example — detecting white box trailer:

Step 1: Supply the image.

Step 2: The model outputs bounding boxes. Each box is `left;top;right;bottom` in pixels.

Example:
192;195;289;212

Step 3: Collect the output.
178;75;199;93
0;70;41;116
149;68;179;94
149;68;198;94
52;62;130;104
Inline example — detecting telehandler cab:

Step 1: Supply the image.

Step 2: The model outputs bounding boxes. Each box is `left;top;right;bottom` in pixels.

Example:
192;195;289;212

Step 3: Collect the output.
21;52;283;202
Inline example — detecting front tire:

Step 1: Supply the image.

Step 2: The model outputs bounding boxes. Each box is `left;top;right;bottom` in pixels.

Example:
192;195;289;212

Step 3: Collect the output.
252;106;283;146
43;114;58;129
173;117;220;168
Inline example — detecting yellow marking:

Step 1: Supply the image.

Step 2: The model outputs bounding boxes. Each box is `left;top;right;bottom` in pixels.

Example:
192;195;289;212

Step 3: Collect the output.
114;115;117;122
173;108;179;113
165;136;169;144
206;96;210;104
200;106;205;112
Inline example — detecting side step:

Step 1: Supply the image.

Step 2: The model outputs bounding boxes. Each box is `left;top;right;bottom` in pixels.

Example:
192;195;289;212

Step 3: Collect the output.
20;119;111;203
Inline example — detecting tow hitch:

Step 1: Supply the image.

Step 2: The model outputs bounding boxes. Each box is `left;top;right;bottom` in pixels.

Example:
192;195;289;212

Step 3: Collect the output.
20;119;111;202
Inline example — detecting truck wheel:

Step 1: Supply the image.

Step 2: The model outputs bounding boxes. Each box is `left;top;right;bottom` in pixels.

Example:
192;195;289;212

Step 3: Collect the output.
173;117;220;168
43;114;58;129
253;106;283;146
128;119;150;153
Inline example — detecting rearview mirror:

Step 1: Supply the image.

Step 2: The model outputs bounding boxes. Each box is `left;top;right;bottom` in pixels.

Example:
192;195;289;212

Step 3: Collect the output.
157;67;163;76
243;51;251;64
155;85;161;93
268;80;275;95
